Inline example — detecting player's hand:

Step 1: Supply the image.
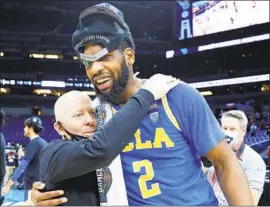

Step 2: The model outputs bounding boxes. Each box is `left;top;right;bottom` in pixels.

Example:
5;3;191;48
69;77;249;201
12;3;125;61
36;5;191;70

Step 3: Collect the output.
30;182;68;206
142;74;180;100
1;185;10;196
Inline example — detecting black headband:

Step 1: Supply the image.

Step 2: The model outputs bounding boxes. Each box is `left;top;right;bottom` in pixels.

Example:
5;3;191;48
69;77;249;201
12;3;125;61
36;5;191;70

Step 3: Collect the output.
72;3;130;62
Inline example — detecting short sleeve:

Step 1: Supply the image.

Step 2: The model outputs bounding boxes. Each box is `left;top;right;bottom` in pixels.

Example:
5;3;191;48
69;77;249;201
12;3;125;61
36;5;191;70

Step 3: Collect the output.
167;82;226;155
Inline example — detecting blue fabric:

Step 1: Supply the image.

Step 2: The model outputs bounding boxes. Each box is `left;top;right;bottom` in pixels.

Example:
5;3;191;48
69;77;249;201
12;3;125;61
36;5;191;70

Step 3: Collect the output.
11;137;47;189
116;82;225;205
11;160;30;181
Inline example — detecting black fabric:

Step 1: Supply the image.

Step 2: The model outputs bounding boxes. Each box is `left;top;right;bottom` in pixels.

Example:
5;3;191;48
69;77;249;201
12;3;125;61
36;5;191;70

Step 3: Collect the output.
41;142;100;206
25;116;44;130
57;121;89;141
236;142;246;159
72;3;130;56
0;196;4;206
39;89;154;205
201;156;213;168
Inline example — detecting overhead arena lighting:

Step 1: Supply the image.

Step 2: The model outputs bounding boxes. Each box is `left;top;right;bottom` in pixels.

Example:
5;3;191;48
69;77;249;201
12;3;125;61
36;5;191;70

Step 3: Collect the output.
29;54;60;59
33;89;52;95
200;91;213;96
44;54;59;59
0;88;9;94
0;52;4;57
41;81;65;88
1;74;269;89
198;34;270;52
82;91;96;96
29;54;45;59
73;56;78;60
166;50;175;59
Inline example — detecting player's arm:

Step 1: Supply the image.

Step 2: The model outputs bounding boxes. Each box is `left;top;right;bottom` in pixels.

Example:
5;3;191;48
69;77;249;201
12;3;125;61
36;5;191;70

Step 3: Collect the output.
206;140;253;205
43;89;155;184
169;82;253;205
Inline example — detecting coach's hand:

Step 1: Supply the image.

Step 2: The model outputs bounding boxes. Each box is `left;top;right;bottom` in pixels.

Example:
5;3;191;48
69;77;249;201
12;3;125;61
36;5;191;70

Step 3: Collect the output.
30;182;68;206
142;74;180;100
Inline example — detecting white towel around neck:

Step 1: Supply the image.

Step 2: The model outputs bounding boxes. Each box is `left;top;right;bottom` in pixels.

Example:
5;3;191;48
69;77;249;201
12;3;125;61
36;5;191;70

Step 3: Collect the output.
94;98;129;206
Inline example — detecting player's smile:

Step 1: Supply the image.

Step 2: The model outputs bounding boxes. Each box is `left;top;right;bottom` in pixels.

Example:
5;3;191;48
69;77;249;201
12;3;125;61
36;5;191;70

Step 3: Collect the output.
93;73;114;93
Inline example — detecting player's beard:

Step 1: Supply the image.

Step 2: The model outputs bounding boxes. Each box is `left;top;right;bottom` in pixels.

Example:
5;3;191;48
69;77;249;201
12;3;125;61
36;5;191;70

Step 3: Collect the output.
95;58;129;105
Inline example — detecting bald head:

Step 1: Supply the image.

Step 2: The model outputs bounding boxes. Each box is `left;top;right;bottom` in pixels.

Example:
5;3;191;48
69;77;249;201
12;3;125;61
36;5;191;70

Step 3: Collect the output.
54;90;92;122
53;90;97;139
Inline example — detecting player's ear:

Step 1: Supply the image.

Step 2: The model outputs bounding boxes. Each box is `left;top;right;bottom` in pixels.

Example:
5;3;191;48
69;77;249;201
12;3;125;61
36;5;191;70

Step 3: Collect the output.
124;47;135;66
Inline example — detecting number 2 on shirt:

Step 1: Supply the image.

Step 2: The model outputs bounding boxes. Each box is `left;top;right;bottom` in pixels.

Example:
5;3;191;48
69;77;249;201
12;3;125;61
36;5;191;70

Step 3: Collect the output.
132;159;161;199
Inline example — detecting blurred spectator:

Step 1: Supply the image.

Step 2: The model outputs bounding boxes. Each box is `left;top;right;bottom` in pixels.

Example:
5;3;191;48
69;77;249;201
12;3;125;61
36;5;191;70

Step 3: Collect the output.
206;110;266;205
2;116;47;201
250;122;258;136
0;109;6;205
3;143;17;185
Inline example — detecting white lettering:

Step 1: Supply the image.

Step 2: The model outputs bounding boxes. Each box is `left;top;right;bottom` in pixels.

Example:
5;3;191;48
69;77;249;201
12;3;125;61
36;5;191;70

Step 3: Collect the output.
96;169;104;193
78;35;110;47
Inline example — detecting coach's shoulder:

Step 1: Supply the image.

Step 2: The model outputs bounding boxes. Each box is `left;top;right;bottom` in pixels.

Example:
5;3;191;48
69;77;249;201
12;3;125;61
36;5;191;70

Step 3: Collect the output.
40;140;68;172
46;138;64;146
41;139;66;154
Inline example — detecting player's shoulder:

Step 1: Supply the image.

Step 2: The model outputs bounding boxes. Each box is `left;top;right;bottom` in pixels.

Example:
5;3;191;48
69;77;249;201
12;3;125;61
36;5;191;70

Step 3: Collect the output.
34;136;48;146
166;81;202;105
168;81;200;96
39;136;48;143
170;81;192;90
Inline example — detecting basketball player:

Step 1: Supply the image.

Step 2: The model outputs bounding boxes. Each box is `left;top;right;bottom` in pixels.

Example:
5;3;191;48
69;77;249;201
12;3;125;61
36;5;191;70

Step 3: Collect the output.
31;3;253;206
206;110;266;205
1;116;47;201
